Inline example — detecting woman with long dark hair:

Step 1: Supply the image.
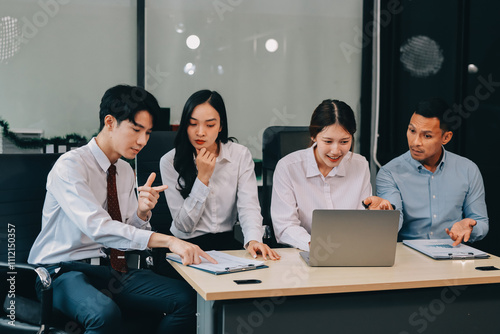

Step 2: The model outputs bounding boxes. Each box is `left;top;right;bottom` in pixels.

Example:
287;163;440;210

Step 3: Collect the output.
271;99;393;251
160;90;279;260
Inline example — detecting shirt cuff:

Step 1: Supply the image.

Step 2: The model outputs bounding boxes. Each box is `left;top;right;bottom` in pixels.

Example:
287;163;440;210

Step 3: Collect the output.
280;232;310;252
130;229;155;250
243;228;265;248
293;233;311;252
129;211;152;229
298;240;311;252
190;178;210;202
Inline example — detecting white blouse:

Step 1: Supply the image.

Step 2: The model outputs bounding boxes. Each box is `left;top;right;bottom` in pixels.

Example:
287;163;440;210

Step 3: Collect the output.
271;145;372;251
160;141;264;246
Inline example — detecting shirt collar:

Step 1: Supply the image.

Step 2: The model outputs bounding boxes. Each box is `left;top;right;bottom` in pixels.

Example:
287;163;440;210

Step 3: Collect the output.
407;146;447;172
306;143;349;178
89;137;114;173
336;152;350;177
306;144;321;177
216;142;232;163
438;147;447;171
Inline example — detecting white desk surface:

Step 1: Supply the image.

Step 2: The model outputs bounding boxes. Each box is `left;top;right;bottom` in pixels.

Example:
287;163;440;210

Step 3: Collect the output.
168;243;500;301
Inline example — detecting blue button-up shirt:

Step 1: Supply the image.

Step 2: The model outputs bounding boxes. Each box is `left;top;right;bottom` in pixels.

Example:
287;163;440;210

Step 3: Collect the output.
376;148;488;242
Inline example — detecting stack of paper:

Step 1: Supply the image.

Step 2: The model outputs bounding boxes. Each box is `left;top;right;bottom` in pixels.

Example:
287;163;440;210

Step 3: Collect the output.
403;239;489;260
167;250;268;275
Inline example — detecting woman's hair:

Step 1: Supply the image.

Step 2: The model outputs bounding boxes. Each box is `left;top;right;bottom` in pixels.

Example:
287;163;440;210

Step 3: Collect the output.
173;90;230;199
309;99;357;151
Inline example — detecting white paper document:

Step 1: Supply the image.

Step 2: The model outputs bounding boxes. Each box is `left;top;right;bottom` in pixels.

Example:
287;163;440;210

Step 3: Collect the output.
167;250;268;275
403;239;490;260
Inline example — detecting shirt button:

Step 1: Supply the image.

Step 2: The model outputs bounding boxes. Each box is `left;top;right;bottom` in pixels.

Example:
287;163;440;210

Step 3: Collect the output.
430;232;434;235
433;195;436;199
433;214;437;218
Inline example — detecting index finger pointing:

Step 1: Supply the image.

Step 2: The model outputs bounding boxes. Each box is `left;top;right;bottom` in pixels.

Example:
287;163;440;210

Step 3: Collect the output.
144;172;156;187
152;185;168;192
451;233;464;246
200;251;218;264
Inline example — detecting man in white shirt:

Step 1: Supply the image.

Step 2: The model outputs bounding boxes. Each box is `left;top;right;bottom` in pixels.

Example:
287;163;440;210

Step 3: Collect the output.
28;85;215;334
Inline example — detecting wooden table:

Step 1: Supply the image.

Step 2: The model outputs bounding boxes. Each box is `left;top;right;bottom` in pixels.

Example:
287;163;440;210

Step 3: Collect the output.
168;243;500;334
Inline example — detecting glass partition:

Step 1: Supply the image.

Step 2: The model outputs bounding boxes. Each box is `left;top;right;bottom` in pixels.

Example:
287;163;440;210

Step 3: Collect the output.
0;0;363;157
0;0;136;141
145;0;363;158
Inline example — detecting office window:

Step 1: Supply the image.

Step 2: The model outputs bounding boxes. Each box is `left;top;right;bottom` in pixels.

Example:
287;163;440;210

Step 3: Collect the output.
146;0;364;158
0;0;136;140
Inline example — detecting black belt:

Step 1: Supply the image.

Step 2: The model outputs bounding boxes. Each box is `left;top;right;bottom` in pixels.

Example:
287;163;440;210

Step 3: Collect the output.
77;256;111;266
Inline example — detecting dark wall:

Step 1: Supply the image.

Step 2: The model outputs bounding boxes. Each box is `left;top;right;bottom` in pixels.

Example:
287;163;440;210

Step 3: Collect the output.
377;0;463;162
459;0;500;255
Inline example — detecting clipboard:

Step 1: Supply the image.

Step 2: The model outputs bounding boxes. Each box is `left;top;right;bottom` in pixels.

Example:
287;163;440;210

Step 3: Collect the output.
166;250;268;275
403;239;490;260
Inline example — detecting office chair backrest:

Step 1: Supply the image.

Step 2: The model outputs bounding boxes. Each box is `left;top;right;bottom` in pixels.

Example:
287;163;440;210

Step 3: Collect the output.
135;131;177;234
0;154;62;264
261;126;310;243
262;126;311;171
0;153;61;305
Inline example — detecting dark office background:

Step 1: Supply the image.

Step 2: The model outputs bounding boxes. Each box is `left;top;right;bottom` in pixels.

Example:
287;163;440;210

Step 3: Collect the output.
361;0;500;256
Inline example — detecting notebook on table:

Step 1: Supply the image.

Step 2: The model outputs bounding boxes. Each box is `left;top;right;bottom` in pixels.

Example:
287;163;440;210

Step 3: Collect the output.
403;239;490;260
300;209;400;267
167;250;268;275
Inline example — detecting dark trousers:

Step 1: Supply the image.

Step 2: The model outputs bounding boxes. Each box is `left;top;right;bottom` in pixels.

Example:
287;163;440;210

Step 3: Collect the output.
184;230;243;251
36;261;196;334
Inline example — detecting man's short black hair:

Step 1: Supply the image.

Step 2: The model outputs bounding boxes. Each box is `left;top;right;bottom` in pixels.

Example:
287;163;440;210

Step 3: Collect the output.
99;85;160;131
414;97;453;132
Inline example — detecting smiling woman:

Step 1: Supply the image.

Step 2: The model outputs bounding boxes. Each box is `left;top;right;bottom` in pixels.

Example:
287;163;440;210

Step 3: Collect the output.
270;99;393;251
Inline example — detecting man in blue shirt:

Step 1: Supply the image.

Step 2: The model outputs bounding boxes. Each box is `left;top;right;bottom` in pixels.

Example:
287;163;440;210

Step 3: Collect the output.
376;97;488;246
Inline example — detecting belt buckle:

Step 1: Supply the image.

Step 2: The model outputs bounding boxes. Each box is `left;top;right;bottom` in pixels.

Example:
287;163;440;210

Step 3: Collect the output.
90;258;101;266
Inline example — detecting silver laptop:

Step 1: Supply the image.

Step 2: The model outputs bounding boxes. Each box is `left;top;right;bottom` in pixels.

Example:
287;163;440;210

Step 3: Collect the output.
300;210;400;267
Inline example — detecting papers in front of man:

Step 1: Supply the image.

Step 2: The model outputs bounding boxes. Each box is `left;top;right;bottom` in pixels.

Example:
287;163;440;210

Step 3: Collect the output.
166;250;268;275
403;239;490;260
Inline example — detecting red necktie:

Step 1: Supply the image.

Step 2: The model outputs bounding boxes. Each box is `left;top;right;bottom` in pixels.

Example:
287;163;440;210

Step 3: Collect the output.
107;164;128;273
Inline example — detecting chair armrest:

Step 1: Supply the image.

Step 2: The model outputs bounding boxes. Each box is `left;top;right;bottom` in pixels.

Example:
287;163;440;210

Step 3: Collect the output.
0;262;52;290
0;261;53;332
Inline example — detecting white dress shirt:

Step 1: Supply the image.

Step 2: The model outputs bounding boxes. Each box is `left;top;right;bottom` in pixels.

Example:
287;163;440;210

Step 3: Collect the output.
28;138;153;265
160;141;264;246
271;145;372;251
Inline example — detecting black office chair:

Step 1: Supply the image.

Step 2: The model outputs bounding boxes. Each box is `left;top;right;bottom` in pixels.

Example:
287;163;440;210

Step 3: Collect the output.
0;154;161;333
0;153;63;333
261;126;311;246
135;131;178;272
